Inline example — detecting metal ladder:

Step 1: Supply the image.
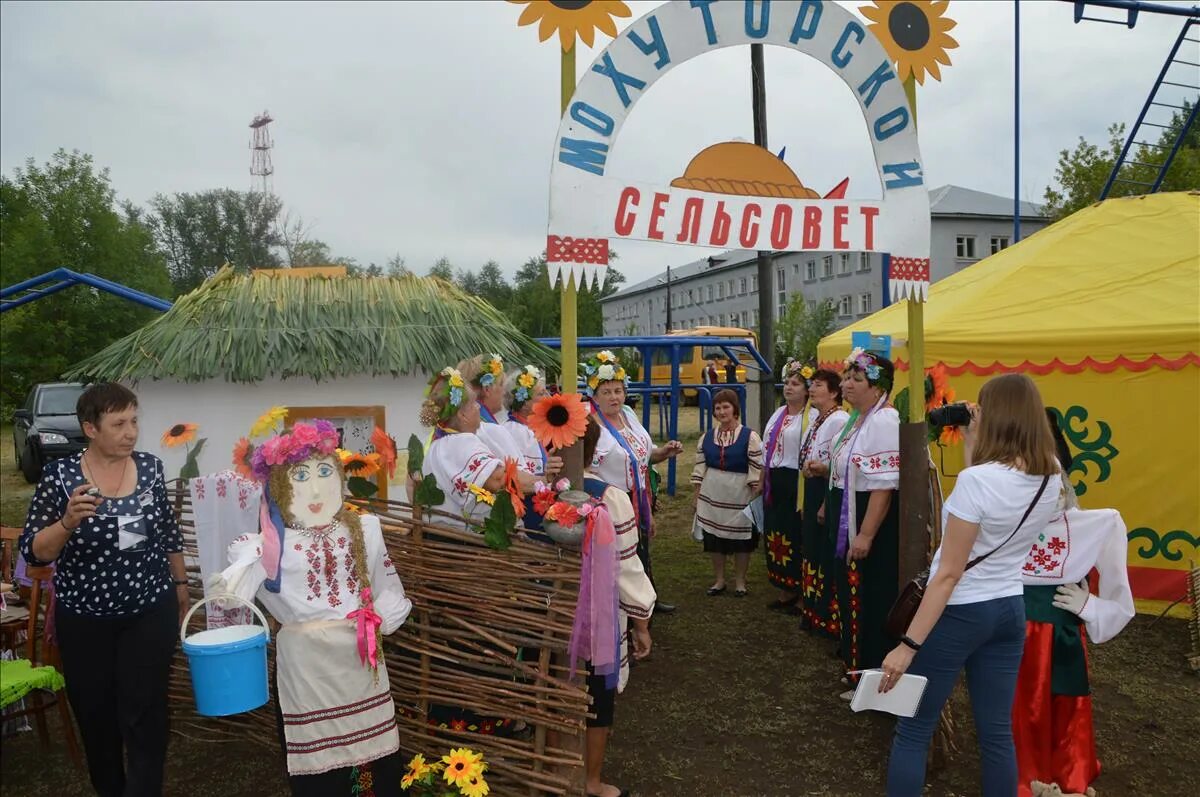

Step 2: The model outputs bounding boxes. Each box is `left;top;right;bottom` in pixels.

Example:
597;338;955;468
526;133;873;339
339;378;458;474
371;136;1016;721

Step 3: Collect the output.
1100;16;1200;198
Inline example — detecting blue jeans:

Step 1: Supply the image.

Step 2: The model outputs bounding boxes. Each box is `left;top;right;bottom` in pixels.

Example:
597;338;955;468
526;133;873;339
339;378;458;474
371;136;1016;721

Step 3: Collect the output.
886;594;1026;797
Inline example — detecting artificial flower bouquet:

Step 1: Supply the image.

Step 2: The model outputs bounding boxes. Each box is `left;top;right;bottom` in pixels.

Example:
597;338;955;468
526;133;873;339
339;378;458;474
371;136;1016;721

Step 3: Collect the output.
534;479;600;548
401;748;490;797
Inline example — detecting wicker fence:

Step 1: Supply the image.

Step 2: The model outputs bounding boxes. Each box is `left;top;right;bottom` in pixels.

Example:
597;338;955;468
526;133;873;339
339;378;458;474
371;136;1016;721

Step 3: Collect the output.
167;485;590;795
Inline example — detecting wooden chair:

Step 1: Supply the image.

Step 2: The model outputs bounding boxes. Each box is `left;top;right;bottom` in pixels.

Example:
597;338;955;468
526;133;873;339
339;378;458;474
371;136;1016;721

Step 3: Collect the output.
0;525;83;769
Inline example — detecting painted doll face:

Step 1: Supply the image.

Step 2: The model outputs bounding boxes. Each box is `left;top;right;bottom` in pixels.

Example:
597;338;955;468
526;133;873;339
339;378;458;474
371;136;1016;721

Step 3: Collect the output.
287;455;342;528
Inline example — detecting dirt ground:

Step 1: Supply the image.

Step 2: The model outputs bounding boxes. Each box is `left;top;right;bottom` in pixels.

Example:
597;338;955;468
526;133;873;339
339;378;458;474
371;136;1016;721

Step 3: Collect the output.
2;421;1198;796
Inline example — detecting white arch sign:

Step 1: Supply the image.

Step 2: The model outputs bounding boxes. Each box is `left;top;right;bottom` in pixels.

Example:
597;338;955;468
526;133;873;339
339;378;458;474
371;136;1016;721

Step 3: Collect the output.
546;0;931;301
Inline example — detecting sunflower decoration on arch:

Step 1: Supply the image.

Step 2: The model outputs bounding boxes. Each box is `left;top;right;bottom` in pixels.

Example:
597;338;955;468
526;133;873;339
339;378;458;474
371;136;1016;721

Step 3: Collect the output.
509;0;632;51
860;0;959;85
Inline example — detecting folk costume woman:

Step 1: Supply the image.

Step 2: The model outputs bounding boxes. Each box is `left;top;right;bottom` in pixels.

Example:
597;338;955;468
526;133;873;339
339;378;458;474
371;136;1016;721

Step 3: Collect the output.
586;350;683;590
798;368;850;636
209;420;412;797
577;415;656;797
1014;506;1134;797
420;367;507;529
458;353;522;462
503;365;563;534
826;349;901;691
692;388;764;597
760;361;816;609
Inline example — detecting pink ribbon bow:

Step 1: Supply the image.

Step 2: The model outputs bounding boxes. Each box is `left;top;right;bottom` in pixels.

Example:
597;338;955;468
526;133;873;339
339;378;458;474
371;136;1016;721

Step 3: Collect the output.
346;587;383;669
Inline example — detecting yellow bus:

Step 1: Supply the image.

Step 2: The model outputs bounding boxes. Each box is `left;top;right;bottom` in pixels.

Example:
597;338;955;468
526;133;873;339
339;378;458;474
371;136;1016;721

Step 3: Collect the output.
649;326;759;400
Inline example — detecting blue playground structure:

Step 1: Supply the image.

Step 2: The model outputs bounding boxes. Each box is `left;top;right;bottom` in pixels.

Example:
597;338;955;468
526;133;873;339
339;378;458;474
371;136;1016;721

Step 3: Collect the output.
537;335;771;496
1;268;173;313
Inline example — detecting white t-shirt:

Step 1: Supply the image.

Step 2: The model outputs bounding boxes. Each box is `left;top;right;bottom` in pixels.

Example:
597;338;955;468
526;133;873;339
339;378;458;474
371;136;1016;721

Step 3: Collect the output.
929;462;1066;606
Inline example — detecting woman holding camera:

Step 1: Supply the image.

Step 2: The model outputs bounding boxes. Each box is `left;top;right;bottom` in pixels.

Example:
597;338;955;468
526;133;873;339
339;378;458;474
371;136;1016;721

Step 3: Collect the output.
881;374;1066;797
826;350;901;694
19;383;188;797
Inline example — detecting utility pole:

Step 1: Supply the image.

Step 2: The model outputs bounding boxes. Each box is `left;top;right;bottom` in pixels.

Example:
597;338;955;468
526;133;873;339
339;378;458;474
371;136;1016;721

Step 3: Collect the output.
752;44;775;428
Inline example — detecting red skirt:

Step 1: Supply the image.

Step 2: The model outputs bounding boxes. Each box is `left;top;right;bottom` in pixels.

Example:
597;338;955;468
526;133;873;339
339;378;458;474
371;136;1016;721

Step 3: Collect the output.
1013;619;1100;797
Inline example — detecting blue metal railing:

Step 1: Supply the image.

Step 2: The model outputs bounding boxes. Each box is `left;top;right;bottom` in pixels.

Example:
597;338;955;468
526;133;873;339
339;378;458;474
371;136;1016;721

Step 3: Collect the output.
1;268;173;313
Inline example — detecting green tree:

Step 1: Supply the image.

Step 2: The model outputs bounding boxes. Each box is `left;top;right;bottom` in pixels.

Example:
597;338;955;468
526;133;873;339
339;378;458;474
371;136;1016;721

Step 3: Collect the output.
148;189;283;292
427;257;454;281
1044;102;1199;220
0;149;172;410
772;292;834;371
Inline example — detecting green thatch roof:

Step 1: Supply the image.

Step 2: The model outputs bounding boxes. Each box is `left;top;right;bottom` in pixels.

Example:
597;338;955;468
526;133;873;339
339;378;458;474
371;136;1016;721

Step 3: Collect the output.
66;266;558;383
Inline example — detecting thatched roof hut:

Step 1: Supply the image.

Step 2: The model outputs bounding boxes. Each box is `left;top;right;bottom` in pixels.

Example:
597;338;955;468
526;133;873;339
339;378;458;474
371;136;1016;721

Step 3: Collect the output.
66;266;556;490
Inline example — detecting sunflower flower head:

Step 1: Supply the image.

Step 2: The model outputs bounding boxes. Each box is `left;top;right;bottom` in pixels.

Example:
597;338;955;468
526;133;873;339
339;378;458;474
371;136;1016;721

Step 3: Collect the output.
860;0;959;86
510;0;632;52
527;393;590;450
441;748;484;789
401;753;433;790
337;448;382;478
161;423;198;448
460;769;490;797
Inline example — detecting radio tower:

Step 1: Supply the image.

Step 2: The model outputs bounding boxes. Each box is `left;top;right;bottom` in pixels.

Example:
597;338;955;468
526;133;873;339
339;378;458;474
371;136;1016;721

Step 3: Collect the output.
249;110;274;193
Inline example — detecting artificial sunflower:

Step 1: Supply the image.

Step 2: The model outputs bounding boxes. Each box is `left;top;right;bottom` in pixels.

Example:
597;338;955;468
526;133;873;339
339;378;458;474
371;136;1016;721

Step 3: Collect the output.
510;0;632;52
401;753;433;789
250;405;288;439
232;437;254;480
460;771;491;797
441;748;484;789
337;448;382;478
860;0;958;85
527;393;589;450
161;423;198;448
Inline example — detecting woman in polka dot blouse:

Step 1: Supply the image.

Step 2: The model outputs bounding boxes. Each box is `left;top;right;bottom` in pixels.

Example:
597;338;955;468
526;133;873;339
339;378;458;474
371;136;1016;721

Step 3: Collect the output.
19;382;187;797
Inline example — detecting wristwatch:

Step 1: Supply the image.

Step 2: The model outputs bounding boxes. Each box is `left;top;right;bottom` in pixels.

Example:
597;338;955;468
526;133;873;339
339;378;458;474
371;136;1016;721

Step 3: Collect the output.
900;635;922;652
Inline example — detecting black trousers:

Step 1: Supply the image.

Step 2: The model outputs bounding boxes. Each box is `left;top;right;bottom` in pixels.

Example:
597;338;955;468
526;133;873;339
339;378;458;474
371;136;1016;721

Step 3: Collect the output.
56;591;178;797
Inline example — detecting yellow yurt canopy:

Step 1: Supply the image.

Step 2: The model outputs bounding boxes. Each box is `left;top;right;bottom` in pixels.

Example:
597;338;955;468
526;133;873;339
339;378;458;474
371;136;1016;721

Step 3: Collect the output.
820;192;1200;368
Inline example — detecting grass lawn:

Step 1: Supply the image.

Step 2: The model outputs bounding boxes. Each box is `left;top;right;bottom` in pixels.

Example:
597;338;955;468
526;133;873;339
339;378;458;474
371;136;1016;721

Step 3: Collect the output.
2;412;1197;796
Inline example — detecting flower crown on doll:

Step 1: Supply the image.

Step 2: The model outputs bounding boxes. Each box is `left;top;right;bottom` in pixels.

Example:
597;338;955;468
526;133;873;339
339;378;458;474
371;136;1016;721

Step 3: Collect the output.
477;354;505;388
580;350;628;397
248;419;340;483
844;347;892;392
510;365;543;407
781;360;815;383
426;366;467;423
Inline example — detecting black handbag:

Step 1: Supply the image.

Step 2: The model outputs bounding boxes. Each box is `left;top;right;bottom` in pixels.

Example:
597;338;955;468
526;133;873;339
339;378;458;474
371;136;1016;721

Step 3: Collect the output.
884;474;1051;639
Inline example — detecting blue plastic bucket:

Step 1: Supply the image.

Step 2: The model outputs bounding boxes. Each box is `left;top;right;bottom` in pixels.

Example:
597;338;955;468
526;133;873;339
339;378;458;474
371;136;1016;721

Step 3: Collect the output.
181;596;270;717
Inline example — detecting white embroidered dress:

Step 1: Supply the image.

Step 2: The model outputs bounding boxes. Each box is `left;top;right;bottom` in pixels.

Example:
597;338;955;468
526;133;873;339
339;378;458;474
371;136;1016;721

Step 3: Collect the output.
763;406;816;470
426;431;503;528
591;406;653;494
829;405;900;556
1021;507;1134;643
215;514;412;776
504;417;546;477
805;409;851;468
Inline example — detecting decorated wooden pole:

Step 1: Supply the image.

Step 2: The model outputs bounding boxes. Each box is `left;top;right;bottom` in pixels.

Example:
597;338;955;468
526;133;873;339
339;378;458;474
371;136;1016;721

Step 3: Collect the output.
860;0;958;586
512;0;631;488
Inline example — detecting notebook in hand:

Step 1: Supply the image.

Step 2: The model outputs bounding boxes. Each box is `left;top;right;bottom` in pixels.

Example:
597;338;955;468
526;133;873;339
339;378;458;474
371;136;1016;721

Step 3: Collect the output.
849;670;928;718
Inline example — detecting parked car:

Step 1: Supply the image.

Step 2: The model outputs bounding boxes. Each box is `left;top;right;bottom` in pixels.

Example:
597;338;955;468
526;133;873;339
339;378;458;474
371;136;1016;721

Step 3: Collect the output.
13;382;87;483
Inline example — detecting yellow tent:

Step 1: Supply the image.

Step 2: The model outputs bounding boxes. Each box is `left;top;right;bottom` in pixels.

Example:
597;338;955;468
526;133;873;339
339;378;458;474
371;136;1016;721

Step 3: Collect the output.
819;192;1200;617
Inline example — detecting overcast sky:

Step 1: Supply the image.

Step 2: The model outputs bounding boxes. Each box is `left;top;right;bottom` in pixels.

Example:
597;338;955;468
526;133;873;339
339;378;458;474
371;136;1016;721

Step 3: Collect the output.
2;0;1195;283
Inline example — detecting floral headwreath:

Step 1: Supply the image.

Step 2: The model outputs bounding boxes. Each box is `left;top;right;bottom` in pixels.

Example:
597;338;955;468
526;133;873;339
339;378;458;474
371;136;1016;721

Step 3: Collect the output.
580;350;628;396
248;419;340;483
510;364;544;406
477;354;505;388
427;366;467;422
844;347;892;392
781;359;815;384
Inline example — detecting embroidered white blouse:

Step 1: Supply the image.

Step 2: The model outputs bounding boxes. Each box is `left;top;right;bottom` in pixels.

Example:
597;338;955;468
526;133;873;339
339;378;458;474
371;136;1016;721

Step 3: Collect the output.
426;431;503;527
215;514;412;634
805;409;851;466
591;406;654;494
763;406;817;470
1022;507;1135;644
503;418;545;476
476;421;521;462
829;407;900;492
